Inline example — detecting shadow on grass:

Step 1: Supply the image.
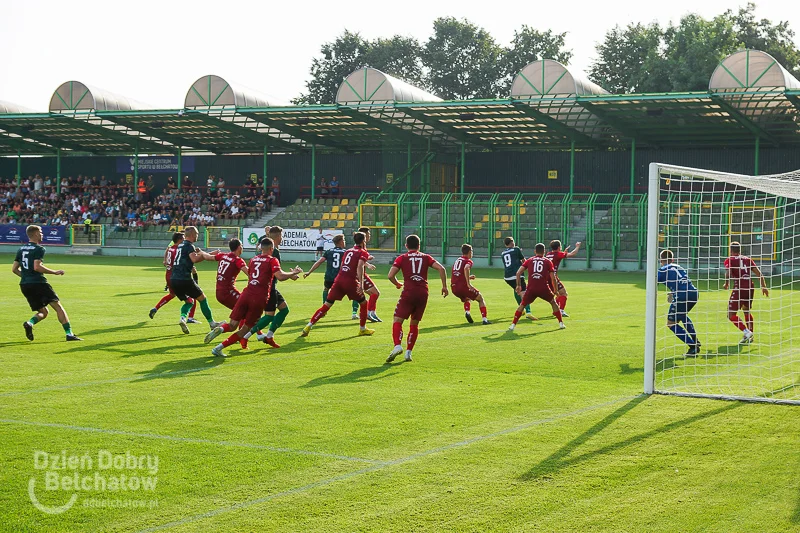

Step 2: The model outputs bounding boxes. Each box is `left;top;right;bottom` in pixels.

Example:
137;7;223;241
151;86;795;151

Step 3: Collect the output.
481;328;562;343
702;345;745;359
60;334;179;354
77;321;149;337
519;396;741;481
300;365;397;388
619;363;643;375
655;358;677;372
111;291;164;297
132;356;226;382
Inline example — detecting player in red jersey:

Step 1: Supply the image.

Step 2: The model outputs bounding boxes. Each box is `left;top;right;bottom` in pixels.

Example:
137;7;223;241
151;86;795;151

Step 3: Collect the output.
213;238;249;310
351;226;381;322
386;234;448;363
723;241;769;344
545;240;581;317
450;244;490;324
205;236;301;356
508;243;565;331
302;231;375;337
149;232;198;321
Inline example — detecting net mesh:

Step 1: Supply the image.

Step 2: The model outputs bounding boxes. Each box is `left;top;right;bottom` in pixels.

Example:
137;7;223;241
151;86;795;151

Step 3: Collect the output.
653;164;800;404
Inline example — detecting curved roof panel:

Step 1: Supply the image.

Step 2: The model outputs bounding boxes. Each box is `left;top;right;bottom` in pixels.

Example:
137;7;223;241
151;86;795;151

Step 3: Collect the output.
511;59;608;98
336;67;441;103
184;75;287;108
710;49;800;91
49;81;145;112
0;100;39;114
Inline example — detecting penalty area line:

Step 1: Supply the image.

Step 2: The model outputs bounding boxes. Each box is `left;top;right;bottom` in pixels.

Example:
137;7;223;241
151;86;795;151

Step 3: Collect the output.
137;394;640;532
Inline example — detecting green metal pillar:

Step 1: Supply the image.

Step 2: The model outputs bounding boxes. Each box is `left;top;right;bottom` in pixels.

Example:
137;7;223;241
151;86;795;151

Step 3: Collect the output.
56;148;61;194
629;138;636;199
264;146;274;194
16;150;21;186
460;142;465;195
311;144;316;200
177;150;182;189
134;145;139;181
569;140;575;196
407;142;412;194
754;136;760;175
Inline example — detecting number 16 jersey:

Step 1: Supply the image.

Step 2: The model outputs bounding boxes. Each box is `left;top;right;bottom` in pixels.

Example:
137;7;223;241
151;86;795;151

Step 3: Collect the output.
522;255;556;292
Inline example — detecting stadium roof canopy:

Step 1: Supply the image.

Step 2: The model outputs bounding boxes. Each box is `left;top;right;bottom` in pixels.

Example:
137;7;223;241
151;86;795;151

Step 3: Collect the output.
1;50;800;157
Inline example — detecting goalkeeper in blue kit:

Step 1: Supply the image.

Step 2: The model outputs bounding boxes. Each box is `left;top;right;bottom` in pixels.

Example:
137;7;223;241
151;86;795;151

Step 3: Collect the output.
657;249;701;356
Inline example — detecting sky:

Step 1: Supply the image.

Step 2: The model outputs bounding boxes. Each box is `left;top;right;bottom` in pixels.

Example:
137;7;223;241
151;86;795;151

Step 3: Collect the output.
2;0;799;110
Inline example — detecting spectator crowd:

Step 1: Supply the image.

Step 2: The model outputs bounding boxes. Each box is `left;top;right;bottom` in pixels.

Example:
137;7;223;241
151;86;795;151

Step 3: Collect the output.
0;174;277;228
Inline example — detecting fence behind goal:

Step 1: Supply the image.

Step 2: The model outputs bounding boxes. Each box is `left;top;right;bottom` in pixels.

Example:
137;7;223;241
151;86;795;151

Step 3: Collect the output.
644;163;800;404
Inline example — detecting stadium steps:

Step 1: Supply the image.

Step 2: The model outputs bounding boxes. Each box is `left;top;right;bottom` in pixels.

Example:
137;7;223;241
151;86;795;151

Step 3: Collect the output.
253;207;285;228
568;211;592;244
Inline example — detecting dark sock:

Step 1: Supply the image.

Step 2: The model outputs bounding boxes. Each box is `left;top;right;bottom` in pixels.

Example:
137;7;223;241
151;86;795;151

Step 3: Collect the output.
29;315;39;325
683;317;697;342
252;314;274;333
62;322;73;335
180;301;193;319
199;298;213;322
669;324;692;345
322;289;329;304
269;307;289;333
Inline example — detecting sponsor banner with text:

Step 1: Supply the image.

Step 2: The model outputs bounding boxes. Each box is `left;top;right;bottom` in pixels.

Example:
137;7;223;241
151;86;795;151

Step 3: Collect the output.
242;227;338;251
0;225;68;245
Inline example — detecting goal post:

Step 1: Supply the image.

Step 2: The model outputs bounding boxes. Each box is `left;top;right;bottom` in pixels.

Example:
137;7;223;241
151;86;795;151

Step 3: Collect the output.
644;162;800;404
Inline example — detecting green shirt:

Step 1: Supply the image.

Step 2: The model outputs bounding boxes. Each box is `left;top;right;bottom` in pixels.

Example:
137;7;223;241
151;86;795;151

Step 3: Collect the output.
501;246;525;280
271;247;281;287
15;243;47;285
171;241;197;281
324;247;346;282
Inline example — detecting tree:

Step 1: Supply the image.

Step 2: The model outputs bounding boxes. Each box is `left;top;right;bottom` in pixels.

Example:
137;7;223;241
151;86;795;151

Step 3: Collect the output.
422;17;504;99
724;3;800;79
501;26;573;94
294;32;424;104
588;23;668;93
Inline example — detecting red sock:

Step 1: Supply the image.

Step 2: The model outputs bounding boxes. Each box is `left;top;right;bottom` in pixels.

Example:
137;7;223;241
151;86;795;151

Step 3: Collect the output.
221;333;240;348
479;306;487;319
730;315;746;331
744;313;754;332
189;300;197;318
512;310;522;325
553;309;563;322
464;301;471;312
359;301;368;327
155;294;174;309
557;295;567;310
407;324;419;350
220;322;232;332
392;322;403;346
310;305;329;325
368;293;379;312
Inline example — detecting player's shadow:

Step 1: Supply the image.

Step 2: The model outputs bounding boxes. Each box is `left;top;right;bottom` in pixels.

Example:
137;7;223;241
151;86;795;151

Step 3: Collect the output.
418;322;474;334
132;356;225;382
518;396;740;482
481;328;560;342
702;345;746;359
655;358;677;371
77;321;149;337
619;363;643;375
300;365;397;388
111;291;163;297
60;333;178;354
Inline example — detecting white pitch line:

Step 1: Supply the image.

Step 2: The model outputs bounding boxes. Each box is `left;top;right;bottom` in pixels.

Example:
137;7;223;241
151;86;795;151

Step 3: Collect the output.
0;418;380;464
137;394;639;532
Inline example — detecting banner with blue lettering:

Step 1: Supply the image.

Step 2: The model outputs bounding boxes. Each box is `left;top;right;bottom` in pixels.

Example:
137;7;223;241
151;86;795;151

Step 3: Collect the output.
0;225;68;245
116;156;195;174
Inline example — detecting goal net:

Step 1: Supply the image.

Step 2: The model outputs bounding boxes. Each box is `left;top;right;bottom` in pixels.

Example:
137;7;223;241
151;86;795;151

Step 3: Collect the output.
644;163;800;404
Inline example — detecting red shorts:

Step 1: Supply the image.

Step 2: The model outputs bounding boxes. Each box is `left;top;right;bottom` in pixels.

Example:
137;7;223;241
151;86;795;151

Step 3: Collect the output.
165;270;172;285
230;292;267;328
165;272;175;295
451;285;480;302
728;288;754;311
552;277;565;292
327;279;366;303
394;290;429;321
363;275;376;292
521;286;555;307
216;287;241;310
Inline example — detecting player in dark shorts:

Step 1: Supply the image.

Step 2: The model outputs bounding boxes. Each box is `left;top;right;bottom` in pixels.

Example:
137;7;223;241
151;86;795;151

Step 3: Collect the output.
386;234;448;362
205;236;301;357
149;232;198;322
302;231;374;337
351;226;381;321
246;226;293;348
545;239;581;317
169;225;220;334
450;244;490;324
723;241;769;344
508;243;565;332
304;234;347;303
500;237;535;320
12;225;81;341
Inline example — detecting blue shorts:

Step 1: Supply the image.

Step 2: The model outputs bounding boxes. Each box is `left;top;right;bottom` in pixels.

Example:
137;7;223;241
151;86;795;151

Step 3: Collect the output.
668;292;698;323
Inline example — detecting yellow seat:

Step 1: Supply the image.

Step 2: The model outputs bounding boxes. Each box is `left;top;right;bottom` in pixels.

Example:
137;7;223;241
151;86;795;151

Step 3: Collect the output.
501;215;510;223
340;199;349;206
322;213;331;220
495;207;500;214
312;220;320;228
346;213;354;220
495;231;502;238
482;214;489;222
336;221;345;228
338;213;346;220
331;206;340;213
474;222;483;230
520;208;526;215
502;223;510;230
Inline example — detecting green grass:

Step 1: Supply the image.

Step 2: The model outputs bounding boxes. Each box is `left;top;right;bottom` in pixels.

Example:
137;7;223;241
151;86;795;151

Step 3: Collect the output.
0;254;798;532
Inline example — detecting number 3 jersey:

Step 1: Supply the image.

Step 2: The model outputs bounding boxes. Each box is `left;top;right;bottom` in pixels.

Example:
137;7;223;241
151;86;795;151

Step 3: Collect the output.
243;255;281;300
521;255;556;292
323;247;347;283
393;251;437;294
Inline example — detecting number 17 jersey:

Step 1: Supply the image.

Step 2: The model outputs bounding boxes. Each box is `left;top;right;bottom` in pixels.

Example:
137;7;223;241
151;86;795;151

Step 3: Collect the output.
393;251;437;295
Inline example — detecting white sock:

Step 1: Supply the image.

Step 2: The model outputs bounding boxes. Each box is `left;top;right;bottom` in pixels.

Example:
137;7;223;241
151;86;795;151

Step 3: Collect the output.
744;328;751;334
360;326;366;331
214;343;223;351
406;350;412;357
242;331;253;340
266;331;274;339
307;322;313;328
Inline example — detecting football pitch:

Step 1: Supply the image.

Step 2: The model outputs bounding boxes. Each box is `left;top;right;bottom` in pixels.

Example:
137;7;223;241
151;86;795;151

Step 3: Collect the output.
1;254;798;532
